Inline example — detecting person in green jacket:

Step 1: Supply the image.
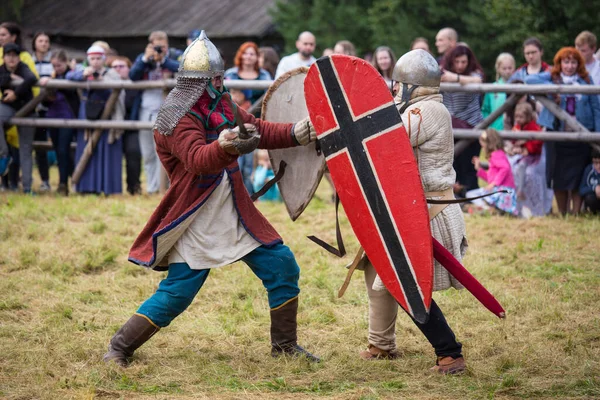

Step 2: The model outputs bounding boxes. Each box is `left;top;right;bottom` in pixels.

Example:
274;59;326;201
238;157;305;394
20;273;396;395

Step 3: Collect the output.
482;52;516;130
479;53;515;187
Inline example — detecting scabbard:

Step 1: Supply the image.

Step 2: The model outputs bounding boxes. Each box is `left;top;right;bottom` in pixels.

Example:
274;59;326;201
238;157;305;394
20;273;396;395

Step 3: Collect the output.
432;237;506;319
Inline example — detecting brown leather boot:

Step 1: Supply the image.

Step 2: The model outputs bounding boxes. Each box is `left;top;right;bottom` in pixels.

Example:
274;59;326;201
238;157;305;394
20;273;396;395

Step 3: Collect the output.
103;314;160;367
359;344;399;360
270;298;321;362
430;356;466;375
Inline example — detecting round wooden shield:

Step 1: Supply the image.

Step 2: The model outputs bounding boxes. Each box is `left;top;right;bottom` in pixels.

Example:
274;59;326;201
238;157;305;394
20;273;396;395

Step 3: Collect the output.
262;67;326;221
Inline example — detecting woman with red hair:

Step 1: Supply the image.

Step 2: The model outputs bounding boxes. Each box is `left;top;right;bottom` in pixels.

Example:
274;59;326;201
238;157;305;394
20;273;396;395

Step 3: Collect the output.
224;42;272;195
525;47;600;214
224;42;272;106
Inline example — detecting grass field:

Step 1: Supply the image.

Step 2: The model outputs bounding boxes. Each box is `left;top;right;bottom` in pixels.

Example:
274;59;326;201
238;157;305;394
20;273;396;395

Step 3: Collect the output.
0;181;599;399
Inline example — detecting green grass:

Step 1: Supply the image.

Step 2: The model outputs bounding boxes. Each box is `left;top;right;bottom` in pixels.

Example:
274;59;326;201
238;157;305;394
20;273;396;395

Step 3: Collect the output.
0;178;599;399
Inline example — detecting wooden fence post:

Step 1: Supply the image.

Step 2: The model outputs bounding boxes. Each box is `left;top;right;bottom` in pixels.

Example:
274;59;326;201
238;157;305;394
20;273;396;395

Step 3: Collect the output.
535;96;600;152
71;89;122;185
453;94;521;157
13;89;47;118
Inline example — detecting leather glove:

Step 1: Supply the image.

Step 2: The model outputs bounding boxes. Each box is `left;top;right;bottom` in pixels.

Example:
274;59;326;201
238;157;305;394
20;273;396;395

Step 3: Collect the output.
292;116;317;145
218;124;260;155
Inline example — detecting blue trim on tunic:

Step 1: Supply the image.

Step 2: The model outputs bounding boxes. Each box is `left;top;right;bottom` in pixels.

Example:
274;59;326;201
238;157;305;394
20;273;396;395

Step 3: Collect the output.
198;171;223;188
128;182;222;268
128;164;278;268
227;168;283;248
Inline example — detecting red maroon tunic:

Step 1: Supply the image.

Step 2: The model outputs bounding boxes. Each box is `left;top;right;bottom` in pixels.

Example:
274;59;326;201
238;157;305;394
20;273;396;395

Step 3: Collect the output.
129;92;296;270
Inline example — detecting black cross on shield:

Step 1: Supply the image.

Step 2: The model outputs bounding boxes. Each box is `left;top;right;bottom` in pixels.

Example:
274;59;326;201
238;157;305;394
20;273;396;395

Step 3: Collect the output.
315;57;429;323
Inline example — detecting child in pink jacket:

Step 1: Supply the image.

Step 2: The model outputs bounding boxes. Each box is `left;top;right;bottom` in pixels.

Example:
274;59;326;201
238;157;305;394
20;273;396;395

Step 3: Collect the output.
467;129;518;215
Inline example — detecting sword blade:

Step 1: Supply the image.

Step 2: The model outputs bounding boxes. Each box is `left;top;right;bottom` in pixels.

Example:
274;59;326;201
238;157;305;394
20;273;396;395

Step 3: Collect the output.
226;96;250;139
432;237;506;319
234;106;249;139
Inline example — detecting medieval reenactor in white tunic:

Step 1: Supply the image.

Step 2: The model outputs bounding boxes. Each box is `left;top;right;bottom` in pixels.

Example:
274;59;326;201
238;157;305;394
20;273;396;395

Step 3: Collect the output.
360;50;468;374
103;32;320;367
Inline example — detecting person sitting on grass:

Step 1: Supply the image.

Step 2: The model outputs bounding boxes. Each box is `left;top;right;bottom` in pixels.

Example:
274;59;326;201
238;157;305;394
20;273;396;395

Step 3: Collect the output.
468;129;518;216
579;148;600;214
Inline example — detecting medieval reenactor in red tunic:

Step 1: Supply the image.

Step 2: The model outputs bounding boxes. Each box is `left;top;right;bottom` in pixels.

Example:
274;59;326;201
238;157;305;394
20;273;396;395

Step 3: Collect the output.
103;31;319;366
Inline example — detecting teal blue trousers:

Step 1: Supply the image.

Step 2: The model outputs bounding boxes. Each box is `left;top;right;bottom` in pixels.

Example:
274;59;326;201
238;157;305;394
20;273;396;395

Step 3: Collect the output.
136;243;300;327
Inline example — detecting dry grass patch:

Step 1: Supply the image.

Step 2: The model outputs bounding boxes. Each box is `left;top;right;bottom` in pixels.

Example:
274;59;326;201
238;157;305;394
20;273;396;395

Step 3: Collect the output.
0;182;599;399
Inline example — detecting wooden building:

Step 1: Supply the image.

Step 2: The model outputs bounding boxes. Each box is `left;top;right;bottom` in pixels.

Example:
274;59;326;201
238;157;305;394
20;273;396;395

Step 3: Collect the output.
19;0;284;66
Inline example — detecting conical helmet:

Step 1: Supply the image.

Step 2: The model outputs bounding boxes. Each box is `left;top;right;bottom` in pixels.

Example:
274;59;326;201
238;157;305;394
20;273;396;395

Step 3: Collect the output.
392;49;441;113
392;49;441;88
155;31;224;135
179;30;224;79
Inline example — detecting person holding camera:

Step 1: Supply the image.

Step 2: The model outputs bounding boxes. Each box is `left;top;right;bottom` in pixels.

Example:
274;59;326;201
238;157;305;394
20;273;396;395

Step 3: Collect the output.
129;31;181;195
66;45;125;195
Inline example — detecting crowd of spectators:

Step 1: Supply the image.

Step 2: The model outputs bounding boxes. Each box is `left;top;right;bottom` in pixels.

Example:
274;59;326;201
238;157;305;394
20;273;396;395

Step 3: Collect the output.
0;21;599;216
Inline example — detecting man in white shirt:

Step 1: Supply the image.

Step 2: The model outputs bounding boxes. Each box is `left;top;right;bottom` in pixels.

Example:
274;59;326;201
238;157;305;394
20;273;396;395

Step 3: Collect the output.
275;31;317;78
575;31;600;85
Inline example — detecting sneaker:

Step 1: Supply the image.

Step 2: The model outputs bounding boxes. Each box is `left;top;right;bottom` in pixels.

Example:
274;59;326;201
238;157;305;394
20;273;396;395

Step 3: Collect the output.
0;156;12;177
39;181;51;192
430;356;466;375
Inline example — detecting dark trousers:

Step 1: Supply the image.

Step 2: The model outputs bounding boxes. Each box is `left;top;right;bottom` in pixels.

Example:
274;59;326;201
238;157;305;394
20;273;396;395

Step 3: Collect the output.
123;130;141;194
452;117;480;194
49;128;75;185
34;126;50;183
583;193;600;214
453;140;481;194
409;299;463;358
366;264;462;358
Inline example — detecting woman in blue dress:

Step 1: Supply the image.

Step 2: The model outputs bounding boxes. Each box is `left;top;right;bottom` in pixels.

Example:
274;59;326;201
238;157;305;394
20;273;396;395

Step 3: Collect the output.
66;45;125;195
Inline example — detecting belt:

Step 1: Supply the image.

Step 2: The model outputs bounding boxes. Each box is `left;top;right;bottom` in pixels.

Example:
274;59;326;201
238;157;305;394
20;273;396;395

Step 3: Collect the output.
425;187;455;220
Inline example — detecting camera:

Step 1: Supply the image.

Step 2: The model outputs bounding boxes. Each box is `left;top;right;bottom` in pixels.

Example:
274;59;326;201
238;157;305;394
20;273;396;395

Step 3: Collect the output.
154;45;163;54
92;71;100;79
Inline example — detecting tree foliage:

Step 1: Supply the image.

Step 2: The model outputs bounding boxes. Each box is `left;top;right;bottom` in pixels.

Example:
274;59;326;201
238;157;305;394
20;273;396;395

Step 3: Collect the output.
270;0;600;79
0;0;24;21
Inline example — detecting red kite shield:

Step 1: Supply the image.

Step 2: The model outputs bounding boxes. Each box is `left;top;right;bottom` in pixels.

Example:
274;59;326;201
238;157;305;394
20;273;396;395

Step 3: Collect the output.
304;55;433;323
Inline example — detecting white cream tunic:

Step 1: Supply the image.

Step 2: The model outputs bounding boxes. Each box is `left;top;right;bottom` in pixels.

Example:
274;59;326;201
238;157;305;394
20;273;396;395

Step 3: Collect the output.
168;172;261;269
